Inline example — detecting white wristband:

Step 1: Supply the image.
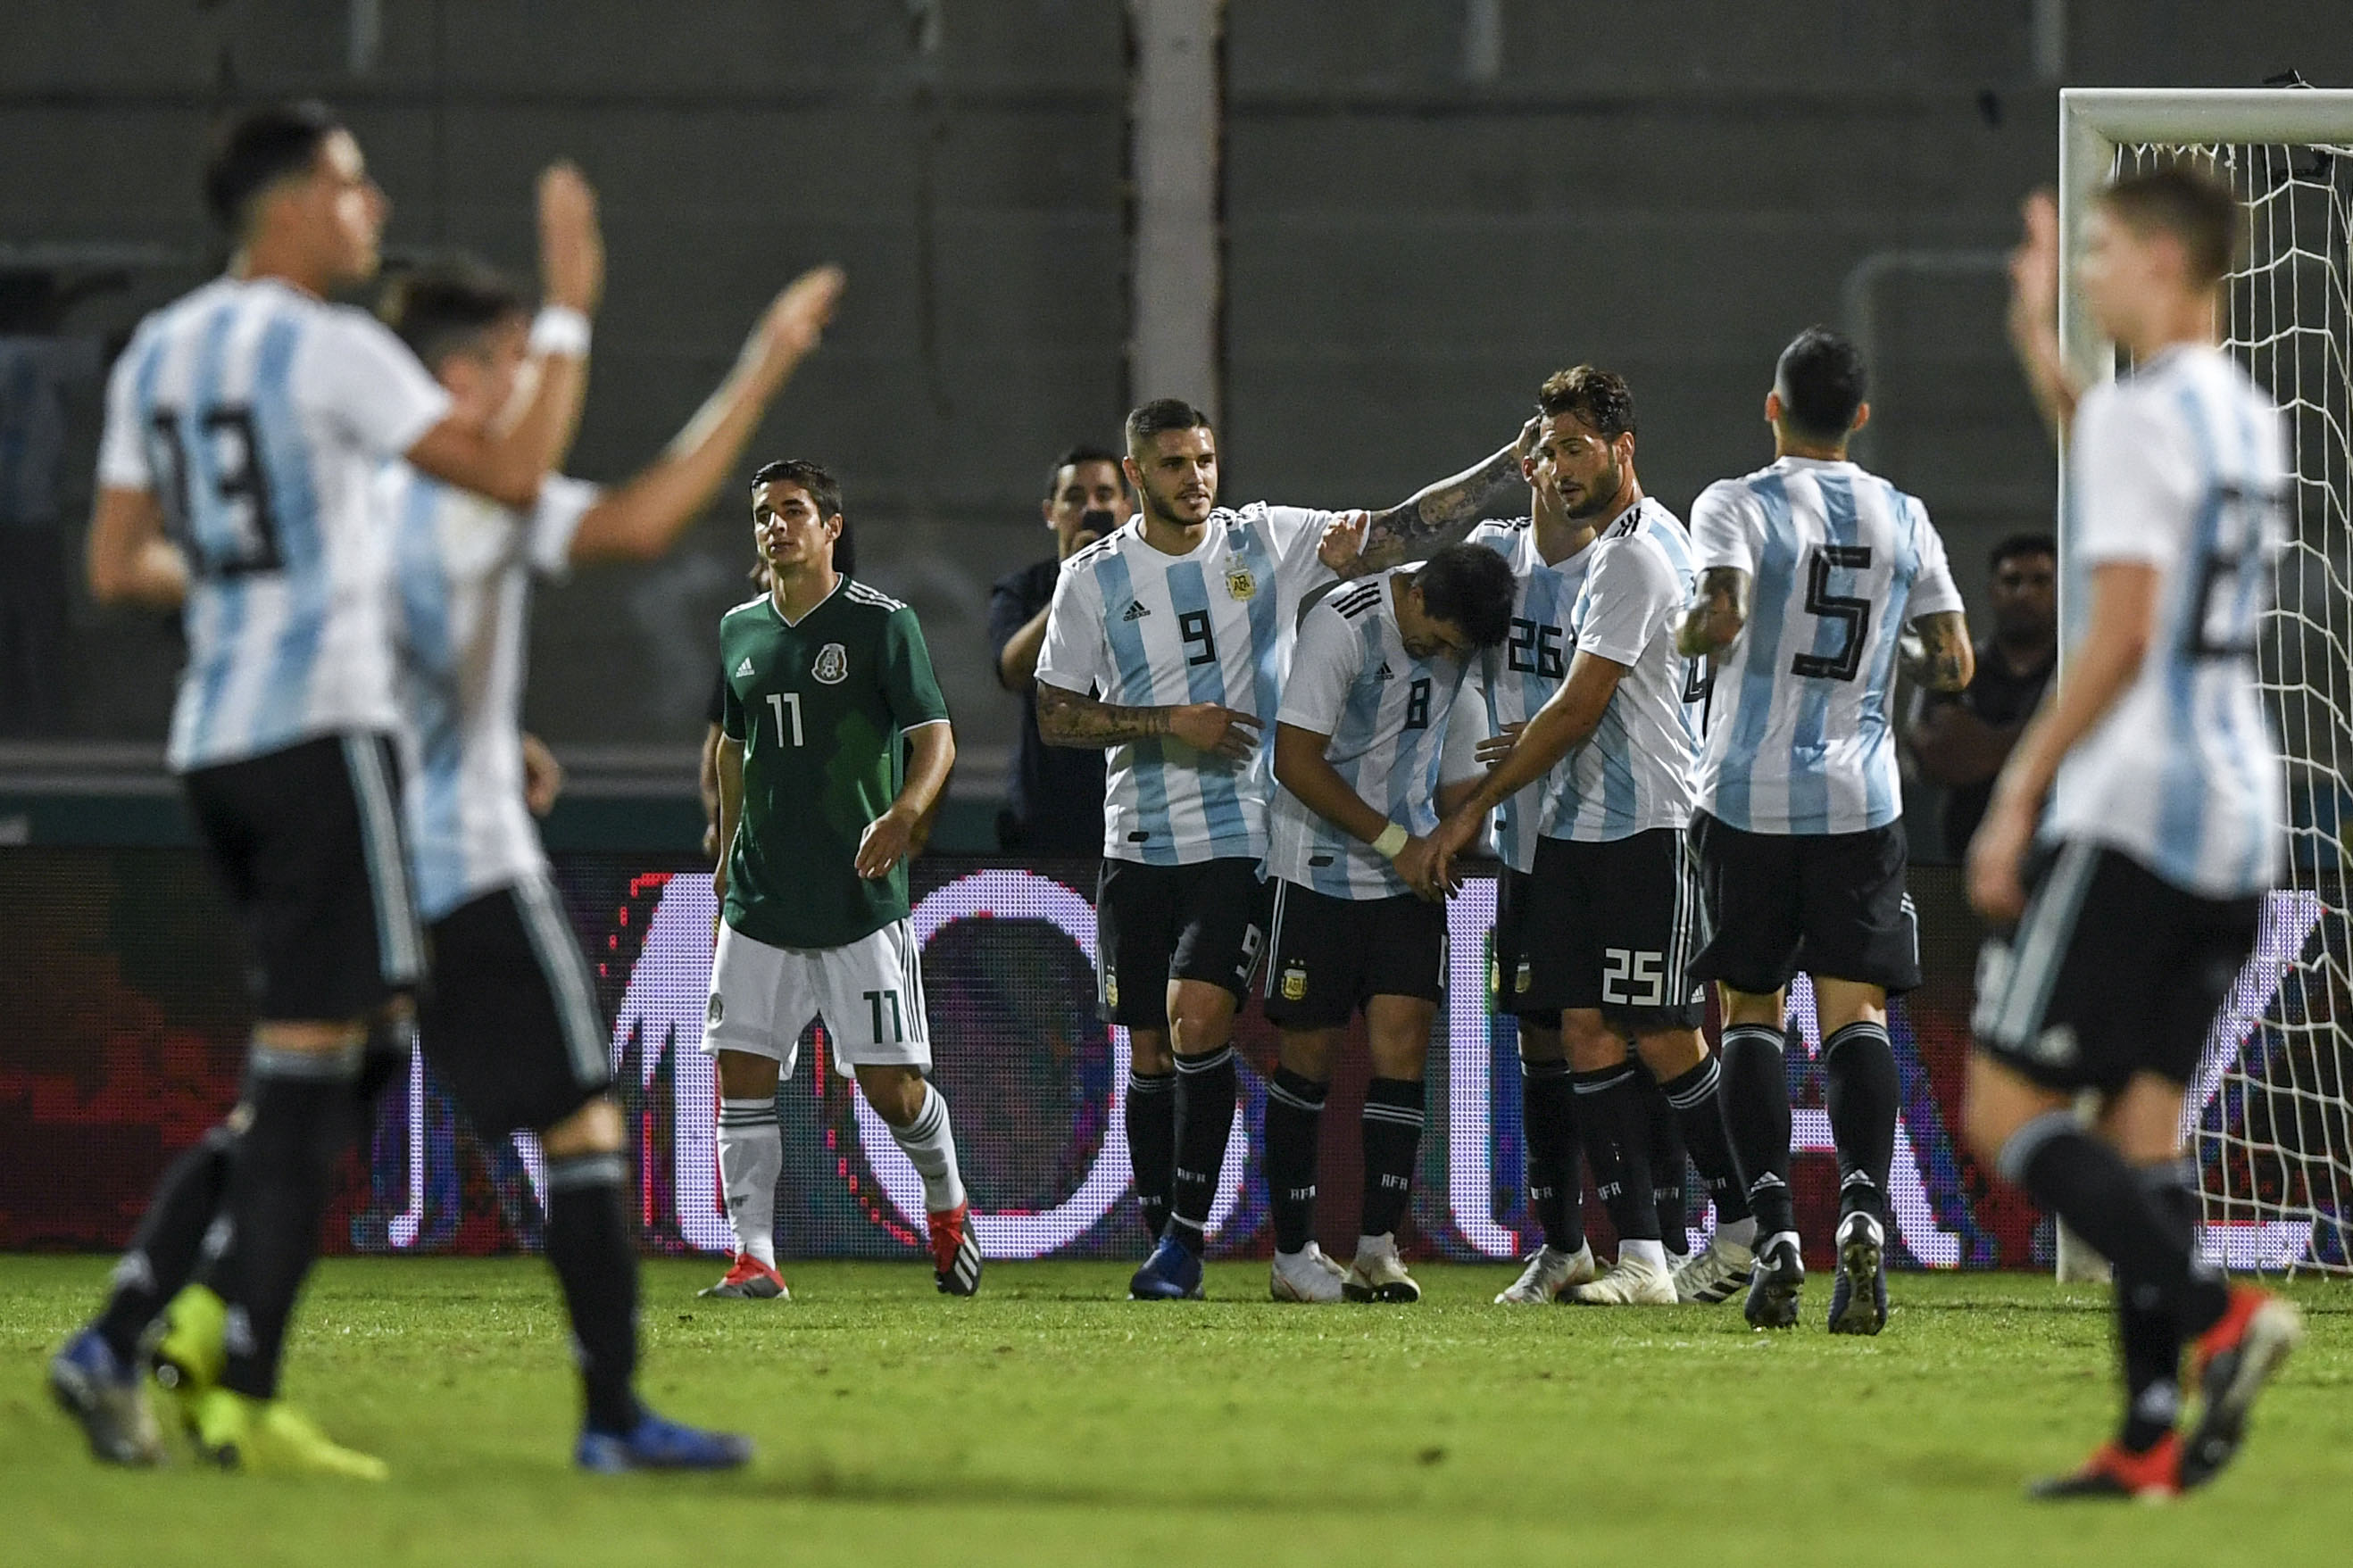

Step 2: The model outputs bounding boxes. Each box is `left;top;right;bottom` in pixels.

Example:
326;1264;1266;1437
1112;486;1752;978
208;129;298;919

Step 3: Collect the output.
1372;822;1409;859
528;304;592;358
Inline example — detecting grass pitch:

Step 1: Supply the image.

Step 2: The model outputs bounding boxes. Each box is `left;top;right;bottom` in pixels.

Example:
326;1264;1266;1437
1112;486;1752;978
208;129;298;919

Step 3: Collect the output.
2;1257;2346;1568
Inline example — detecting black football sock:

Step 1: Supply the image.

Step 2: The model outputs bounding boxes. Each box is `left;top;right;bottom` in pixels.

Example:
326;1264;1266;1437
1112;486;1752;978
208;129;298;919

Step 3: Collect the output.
2000;1114;2231;1338
545;1152;644;1436
1125;1068;1176;1243
1641;1067;1690;1254
2116;1160;2200;1453
95;1123;240;1361
217;1040;365;1400
1262;1067;1327;1255
1168;1046;1237;1255
1720;1024;1797;1239
1824;1021;1899;1229
1359;1077;1426;1238
1573;1065;1660;1244
1520;1058;1585;1253
1656;1055;1752;1228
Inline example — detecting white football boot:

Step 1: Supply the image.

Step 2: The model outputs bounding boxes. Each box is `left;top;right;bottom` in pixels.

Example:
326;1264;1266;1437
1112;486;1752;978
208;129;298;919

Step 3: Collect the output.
1672;1235;1757;1304
1269;1241;1348;1303
1343;1235;1422;1303
1568;1250;1679;1306
1493;1242;1598;1304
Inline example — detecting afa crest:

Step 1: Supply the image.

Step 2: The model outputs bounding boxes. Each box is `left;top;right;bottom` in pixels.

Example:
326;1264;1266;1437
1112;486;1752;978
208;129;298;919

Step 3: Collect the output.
812;643;849;684
1102;969;1119;1010
1280;962;1308;1001
1225;566;1257;601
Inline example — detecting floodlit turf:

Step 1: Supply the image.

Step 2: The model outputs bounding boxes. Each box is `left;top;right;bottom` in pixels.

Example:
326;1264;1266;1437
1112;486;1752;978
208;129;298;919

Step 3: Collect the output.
2;1257;2346;1567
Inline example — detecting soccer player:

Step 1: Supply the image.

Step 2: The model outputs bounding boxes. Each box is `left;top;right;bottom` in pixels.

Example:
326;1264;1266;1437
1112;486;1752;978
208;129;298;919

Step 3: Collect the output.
1966;167;2302;1498
1675;327;1975;1334
1035;397;1529;1300
1260;543;1516;1302
704;460;975;1300
54;103;599;1475
370;259;843;1466
1431;367;1755;1307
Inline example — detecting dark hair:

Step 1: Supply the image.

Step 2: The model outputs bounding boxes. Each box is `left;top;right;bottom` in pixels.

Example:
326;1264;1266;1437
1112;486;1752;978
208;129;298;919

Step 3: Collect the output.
1044;444;1124;502
1413;543;1517;650
1536;365;1636;443
1123;398;1213;452
750;458;844;525
204;101;344;236
1988;532;2057;572
1774;326;1868;443
2099;164;2241;288
378;261;527;369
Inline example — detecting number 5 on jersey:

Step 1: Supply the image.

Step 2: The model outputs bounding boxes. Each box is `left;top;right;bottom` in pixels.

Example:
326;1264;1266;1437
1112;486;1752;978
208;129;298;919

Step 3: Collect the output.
766;692;802;747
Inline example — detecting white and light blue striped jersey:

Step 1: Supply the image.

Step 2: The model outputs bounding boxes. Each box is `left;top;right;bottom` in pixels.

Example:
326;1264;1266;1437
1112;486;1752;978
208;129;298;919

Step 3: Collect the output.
1689;457;1962;835
1545;498;1708;843
96;277;452;772
1268;570;1473;900
380;462;598;922
1035;502;1340;864
2046;344;2286;898
1464;517;1592;873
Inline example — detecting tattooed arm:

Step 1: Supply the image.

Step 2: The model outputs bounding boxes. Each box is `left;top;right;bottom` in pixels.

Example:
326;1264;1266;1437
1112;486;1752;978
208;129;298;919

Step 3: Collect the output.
1675;567;1750;658
1332;419;1541;578
1901;610;1976;694
1035;681;1263;760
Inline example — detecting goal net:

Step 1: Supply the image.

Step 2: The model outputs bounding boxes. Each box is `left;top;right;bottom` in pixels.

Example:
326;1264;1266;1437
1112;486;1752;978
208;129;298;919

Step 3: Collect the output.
2061;88;2353;1274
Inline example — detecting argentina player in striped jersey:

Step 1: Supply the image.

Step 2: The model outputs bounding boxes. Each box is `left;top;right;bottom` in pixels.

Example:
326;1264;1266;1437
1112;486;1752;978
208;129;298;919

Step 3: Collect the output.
1035;398;1531;1300
1430;368;1756;1308
59;104;601;1477
1259;545;1515;1304
1675;328;1975;1335
375;261;842;1468
1966;168;2301;1500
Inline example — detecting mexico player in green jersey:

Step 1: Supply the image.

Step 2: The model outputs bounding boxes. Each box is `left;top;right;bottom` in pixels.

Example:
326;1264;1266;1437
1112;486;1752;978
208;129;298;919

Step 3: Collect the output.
703;459;977;1299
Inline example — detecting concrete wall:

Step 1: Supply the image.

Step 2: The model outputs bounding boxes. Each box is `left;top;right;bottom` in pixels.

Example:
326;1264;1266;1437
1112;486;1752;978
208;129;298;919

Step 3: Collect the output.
8;1;2352;803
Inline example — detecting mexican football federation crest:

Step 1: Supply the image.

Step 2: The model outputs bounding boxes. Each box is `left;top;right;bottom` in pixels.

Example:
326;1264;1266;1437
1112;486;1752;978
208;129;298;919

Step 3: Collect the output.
1225;565;1257;601
812;643;849;684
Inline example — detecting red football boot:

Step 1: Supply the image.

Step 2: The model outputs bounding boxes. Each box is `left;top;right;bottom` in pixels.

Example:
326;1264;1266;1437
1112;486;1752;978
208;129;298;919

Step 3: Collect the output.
929;1204;983;1297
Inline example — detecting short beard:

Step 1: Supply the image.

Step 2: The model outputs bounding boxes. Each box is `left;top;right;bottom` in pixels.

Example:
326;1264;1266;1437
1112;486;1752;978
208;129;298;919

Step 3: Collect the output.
1141;484;1208;529
1561;463;1625;521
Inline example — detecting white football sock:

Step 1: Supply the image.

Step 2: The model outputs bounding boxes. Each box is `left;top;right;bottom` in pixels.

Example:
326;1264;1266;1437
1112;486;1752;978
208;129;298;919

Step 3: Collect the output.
717;1097;781;1268
1717;1215;1758;1249
1620;1238;1669;1271
888;1083;968;1214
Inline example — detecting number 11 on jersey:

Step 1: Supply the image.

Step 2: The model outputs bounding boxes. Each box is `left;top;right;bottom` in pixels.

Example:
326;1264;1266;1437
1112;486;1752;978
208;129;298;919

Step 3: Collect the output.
767;692;802;747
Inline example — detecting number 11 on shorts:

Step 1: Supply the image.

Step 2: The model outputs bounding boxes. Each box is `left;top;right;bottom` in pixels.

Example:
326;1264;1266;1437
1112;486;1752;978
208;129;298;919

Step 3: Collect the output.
864;987;905;1042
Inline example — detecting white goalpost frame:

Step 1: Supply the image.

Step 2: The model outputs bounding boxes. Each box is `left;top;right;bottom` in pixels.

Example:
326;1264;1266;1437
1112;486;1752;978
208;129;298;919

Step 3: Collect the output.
2052;87;2353;1281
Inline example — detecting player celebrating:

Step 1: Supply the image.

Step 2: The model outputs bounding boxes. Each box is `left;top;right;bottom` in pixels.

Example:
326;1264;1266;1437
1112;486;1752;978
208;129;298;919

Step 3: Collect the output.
1675;327;1974;1334
1260;544;1515;1303
704;461;973;1300
54;103;599;1476
1035;397;1529;1301
1431;367;1755;1307
1967;167;2302;1498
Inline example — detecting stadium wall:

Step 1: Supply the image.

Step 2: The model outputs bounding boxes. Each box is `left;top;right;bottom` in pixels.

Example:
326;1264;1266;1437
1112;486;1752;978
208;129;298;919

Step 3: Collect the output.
3;848;2331;1270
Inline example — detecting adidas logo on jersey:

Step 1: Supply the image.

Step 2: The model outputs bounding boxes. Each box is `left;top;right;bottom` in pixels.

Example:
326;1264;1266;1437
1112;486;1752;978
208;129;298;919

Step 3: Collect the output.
1122;601;1151;621
1372;661;1394;681
734;657;753;677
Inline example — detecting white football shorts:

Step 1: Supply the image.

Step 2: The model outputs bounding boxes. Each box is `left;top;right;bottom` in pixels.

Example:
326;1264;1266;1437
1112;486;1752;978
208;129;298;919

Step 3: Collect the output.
702;918;930;1076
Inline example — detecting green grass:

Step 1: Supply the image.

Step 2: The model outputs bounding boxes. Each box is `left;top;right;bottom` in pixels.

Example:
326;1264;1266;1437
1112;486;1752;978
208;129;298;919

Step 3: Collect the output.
1;1257;2346;1567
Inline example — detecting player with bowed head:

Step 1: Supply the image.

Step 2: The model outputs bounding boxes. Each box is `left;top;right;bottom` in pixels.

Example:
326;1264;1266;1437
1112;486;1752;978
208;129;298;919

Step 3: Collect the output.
1673;328;1975;1335
1428;367;1756;1307
54;102;598;1476
1034;397;1534;1300
1967;166;2301;1499
703;461;977;1301
1259;543;1516;1303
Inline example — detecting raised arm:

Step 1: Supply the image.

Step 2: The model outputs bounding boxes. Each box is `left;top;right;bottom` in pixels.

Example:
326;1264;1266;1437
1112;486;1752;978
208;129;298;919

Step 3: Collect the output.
1035;680;1261;759
1338;419;1541;577
570;267;844;562
2007;190;2079;443
403;164;603;510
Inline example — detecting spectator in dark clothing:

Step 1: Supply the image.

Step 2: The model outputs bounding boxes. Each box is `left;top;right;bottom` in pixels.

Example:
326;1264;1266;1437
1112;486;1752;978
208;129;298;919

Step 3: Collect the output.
1907;532;2058;859
987;446;1129;853
0;270;106;736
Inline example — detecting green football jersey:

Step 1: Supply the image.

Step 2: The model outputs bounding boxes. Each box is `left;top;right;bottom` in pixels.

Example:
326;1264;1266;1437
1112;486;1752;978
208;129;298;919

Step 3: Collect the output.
718;577;951;950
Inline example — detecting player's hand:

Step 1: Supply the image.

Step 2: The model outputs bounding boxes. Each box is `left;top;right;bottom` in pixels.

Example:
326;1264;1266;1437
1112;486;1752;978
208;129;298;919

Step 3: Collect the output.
1168;703;1262;762
1476;719;1526;770
520;733;564;817
537;162;604;315
1966;797;2034;925
2008;189;2060;342
854;805;921;880
1514;413;1543;467
1392;833;1458;902
1424;807;1483;896
701;821;719;861
1318;511;1371;575
745;265;846;381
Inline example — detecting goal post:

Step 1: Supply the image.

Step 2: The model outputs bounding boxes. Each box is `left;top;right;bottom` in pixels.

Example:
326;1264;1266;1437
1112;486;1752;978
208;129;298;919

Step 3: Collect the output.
2054;87;2353;1278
